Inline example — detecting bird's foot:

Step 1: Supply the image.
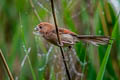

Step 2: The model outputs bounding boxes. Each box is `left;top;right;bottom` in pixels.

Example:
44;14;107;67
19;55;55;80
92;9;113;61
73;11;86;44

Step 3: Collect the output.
57;42;63;47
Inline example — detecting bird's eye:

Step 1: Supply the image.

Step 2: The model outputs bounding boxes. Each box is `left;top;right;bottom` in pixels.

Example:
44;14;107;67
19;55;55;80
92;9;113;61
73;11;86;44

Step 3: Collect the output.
39;26;42;29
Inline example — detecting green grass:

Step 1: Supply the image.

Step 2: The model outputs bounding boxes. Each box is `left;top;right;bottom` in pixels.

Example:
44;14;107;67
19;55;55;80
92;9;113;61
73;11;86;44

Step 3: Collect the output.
97;14;119;80
0;0;120;80
20;14;37;80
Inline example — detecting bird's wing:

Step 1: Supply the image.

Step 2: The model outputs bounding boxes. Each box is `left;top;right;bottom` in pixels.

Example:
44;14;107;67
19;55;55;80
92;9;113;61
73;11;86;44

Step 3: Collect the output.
51;28;79;46
58;28;77;35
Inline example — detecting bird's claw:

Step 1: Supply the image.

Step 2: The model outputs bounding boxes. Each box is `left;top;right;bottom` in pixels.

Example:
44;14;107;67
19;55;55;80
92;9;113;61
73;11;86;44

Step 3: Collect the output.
57;42;63;47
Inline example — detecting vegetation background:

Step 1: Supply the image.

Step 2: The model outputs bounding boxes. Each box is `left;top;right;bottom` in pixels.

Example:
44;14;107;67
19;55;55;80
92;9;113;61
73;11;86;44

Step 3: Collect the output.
0;0;120;80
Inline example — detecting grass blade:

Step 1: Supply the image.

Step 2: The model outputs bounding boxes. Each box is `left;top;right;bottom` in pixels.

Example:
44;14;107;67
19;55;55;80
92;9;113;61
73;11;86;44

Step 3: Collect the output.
96;14;119;80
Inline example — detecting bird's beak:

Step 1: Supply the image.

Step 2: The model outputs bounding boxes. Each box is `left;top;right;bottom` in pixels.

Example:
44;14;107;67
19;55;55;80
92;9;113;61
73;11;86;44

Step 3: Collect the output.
33;25;40;35
34;25;39;31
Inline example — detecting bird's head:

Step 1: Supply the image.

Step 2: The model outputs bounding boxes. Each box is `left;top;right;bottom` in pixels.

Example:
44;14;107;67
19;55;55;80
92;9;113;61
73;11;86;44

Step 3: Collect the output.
34;22;55;34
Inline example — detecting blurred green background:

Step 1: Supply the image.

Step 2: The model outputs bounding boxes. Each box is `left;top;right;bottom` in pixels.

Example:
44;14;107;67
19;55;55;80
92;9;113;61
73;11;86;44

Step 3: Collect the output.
0;0;120;80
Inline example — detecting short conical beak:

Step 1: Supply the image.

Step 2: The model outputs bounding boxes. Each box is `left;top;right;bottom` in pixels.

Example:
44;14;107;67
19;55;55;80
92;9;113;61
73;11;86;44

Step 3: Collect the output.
33;25;40;35
34;26;39;31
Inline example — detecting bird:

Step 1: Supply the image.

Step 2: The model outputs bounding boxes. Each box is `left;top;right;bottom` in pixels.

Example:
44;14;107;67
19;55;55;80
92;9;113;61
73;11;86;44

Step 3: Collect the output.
34;22;110;47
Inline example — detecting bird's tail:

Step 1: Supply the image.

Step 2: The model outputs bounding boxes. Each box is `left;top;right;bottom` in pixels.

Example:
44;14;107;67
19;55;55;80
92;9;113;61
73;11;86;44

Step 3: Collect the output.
76;35;111;46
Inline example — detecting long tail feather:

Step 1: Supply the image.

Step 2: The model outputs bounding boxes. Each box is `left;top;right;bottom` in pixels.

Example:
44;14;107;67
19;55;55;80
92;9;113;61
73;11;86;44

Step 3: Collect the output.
77;35;110;46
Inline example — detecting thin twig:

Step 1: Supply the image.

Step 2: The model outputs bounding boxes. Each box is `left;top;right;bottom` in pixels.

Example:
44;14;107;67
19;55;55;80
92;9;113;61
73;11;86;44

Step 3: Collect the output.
29;0;41;22
0;49;14;80
50;0;71;80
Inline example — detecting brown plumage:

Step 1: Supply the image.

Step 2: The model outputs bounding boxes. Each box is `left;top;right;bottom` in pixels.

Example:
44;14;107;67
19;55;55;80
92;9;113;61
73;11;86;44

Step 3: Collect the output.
34;22;110;47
